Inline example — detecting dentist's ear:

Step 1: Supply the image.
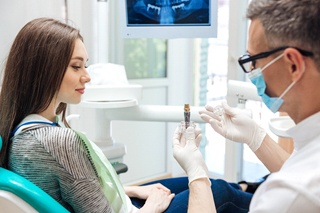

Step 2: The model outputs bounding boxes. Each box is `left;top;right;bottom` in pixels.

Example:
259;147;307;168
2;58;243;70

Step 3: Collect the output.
284;48;306;82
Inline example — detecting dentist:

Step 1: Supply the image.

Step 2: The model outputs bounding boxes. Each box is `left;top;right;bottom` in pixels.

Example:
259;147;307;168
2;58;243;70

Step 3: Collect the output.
174;0;320;212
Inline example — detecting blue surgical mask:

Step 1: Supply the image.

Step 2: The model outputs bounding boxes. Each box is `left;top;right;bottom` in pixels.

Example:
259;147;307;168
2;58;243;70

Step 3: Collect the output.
248;54;296;113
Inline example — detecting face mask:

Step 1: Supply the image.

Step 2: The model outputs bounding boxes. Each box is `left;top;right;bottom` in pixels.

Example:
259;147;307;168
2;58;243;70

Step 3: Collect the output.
248;54;296;113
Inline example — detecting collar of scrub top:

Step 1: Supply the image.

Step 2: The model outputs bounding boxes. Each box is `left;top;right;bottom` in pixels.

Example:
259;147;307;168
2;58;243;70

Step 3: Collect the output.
10;114;62;138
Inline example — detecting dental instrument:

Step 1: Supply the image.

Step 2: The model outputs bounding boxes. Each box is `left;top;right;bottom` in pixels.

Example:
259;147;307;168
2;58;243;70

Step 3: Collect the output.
184;104;190;129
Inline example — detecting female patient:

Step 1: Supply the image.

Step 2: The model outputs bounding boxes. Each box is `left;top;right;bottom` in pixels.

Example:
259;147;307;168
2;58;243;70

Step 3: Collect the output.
0;18;252;213
0;17;174;213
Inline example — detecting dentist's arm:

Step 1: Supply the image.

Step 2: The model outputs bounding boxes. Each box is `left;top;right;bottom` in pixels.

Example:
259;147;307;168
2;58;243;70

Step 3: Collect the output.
173;126;216;213
254;133;290;172
188;178;215;213
199;102;290;172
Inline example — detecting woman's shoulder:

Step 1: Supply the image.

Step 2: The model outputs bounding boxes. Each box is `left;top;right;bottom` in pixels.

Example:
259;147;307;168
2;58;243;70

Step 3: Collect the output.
9;126;100;190
14;126;84;153
35;126;82;147
15;126;95;173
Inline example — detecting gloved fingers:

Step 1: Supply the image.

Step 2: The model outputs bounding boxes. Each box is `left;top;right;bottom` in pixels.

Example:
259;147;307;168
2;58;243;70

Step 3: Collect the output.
173;126;182;140
194;126;201;136
186;126;196;140
208;118;226;138
185;127;196;146
180;126;202;148
193;125;202;147
221;101;239;116
172;126;182;147
199;113;221;125
199;109;222;122
195;133;202;147
199;113;210;123
204;103;225;117
204;104;215;112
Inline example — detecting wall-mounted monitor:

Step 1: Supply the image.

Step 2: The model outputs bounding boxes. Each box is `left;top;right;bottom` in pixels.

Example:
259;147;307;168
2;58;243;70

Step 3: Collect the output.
119;0;218;39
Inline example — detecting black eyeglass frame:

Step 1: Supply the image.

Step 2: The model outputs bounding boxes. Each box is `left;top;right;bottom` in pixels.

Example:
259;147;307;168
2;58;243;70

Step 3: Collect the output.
238;46;314;73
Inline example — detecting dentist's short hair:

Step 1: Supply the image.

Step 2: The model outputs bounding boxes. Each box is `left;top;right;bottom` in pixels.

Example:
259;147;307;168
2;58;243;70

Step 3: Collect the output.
247;0;320;70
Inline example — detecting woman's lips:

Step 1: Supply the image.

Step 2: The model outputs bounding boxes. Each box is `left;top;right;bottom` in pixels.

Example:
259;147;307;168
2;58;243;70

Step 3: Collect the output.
76;88;85;94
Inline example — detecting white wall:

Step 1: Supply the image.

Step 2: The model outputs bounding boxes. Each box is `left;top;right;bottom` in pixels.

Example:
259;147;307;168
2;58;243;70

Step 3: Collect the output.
0;0;66;77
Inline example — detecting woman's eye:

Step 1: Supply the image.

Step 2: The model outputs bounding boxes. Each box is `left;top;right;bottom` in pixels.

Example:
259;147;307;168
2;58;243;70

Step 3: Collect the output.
72;66;81;70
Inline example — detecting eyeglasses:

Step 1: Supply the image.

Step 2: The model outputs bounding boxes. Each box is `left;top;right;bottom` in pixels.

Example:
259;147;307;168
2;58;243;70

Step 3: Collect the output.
238;46;314;73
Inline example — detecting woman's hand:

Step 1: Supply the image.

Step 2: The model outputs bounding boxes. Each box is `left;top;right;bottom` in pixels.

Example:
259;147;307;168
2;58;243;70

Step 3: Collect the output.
125;184;175;213
140;187;175;213
125;183;172;199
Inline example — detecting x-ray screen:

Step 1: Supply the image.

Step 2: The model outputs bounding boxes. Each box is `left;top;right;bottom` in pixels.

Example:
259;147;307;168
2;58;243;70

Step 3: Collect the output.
127;0;210;26
120;0;217;38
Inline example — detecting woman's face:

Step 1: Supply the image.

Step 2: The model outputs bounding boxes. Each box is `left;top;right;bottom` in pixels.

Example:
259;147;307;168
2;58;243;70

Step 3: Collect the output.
58;39;90;104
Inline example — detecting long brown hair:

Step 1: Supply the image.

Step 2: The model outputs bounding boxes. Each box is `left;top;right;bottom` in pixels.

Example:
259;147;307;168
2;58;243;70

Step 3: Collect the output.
0;18;83;167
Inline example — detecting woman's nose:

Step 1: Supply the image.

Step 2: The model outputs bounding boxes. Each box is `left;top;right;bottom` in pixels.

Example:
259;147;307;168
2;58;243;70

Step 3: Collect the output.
81;75;91;83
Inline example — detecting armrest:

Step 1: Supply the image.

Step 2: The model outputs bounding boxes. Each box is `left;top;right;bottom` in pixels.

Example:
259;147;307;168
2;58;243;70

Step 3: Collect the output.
112;162;128;174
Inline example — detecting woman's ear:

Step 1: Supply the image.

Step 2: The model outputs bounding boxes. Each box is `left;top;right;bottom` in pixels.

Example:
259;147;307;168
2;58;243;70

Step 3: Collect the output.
283;48;306;82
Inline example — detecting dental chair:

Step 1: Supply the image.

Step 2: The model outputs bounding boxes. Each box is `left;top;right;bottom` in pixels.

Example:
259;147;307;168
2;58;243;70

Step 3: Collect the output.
0;128;127;213
0;135;63;213
0;167;69;213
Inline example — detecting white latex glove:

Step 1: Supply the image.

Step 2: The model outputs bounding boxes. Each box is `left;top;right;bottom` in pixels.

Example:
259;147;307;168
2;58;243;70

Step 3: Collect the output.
172;126;210;184
199;102;266;152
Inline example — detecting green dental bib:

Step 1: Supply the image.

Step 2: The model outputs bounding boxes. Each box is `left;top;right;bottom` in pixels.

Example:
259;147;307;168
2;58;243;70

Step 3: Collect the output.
75;131;127;213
